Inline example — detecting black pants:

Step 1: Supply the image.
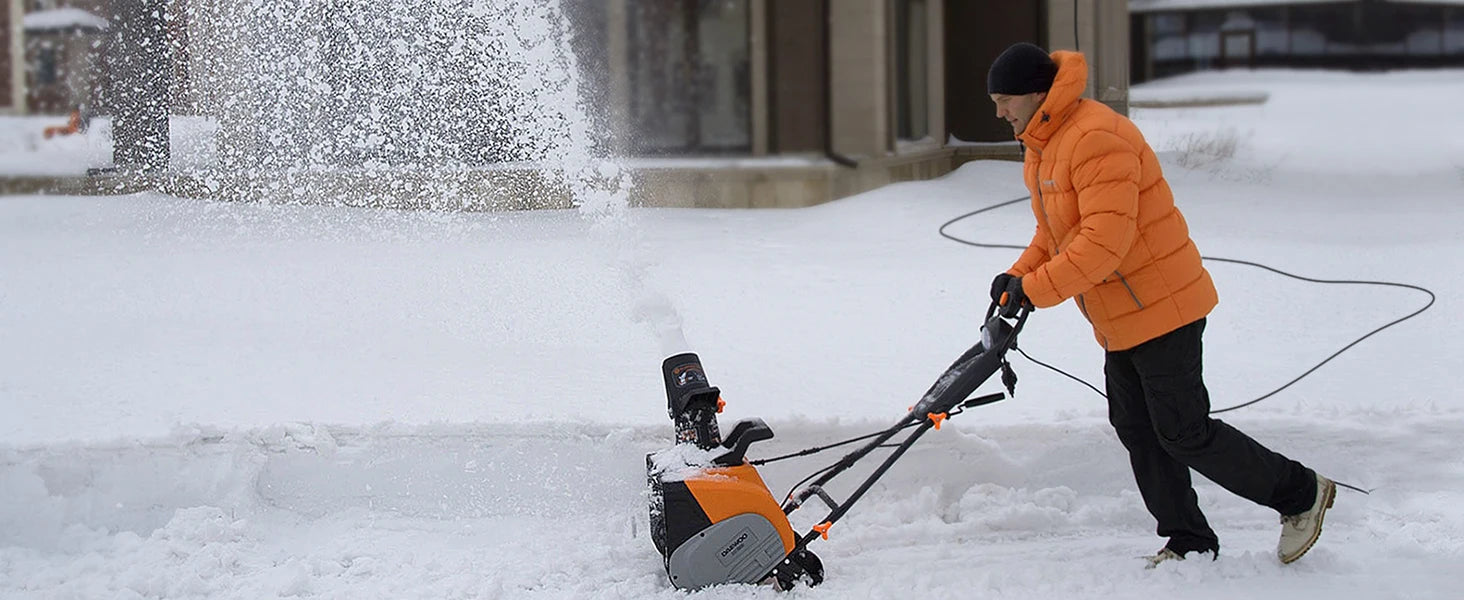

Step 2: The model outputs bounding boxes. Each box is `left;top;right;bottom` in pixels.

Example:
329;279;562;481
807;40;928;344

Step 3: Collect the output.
1105;318;1316;554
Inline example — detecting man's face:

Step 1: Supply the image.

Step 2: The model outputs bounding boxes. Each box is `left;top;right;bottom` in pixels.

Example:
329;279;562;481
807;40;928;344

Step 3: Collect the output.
990;92;1047;137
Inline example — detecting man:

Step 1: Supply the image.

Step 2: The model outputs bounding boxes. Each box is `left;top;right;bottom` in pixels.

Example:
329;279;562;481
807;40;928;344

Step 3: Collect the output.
984;42;1334;567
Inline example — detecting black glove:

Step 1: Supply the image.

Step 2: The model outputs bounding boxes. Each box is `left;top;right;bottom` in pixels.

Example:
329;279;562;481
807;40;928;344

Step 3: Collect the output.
998;276;1029;318
989;273;1015;304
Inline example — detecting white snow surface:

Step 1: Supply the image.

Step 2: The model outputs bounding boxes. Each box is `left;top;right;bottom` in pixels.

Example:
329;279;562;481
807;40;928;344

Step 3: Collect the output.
3;70;1463;598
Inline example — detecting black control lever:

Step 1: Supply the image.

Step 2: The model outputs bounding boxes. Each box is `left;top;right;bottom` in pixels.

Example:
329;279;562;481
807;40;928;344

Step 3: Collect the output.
712;418;774;466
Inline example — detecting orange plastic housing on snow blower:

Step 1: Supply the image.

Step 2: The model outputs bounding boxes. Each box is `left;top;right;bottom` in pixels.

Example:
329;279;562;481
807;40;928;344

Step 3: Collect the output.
682;463;796;554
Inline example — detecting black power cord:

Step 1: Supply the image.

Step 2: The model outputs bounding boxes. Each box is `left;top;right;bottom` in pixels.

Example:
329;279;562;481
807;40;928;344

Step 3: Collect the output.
937;195;1437;415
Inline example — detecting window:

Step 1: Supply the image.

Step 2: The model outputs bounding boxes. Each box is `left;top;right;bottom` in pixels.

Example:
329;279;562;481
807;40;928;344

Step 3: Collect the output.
1149;14;1187;61
894;0;928;141
1289;4;1355;56
1369;4;1446;56
1219;11;1255;64
1248;8;1288;56
1448;8;1464;55
36;44;59;85
626;0;750;154
1187;11;1225;63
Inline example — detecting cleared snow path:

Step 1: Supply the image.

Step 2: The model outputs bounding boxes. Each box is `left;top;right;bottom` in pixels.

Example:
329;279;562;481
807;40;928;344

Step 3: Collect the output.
4;415;1459;599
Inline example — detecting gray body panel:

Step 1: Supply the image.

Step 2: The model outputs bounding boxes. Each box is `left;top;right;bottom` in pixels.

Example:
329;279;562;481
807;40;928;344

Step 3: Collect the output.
667;513;787;590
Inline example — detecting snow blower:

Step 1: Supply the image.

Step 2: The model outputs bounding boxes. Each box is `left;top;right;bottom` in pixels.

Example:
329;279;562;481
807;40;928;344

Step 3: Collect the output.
647;303;1029;591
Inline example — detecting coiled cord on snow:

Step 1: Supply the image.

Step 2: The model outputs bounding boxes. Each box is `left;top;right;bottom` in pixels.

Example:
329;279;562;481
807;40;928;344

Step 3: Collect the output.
937;195;1436;415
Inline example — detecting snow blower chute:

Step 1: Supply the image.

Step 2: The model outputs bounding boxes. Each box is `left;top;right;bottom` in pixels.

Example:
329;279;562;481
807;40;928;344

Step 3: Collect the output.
647;303;1029;591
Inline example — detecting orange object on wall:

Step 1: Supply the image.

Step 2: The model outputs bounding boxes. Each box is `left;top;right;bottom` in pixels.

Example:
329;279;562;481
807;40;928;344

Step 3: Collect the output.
43;110;86;139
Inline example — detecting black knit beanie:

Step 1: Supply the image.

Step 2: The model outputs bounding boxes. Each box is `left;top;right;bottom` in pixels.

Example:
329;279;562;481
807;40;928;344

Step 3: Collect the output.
987;42;1057;95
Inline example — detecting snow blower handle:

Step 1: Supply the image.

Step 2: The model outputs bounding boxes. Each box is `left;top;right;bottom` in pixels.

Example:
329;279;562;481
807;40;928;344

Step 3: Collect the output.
982;300;1032;355
985;299;1030;326
765;308;1030;591
908;303;1028;418
995;280;1032;318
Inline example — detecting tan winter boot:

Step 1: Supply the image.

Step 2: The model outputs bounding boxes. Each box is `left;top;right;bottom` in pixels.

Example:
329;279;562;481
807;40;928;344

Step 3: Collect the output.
1278;473;1336;564
1143;547;1184;569
1143;546;1217;569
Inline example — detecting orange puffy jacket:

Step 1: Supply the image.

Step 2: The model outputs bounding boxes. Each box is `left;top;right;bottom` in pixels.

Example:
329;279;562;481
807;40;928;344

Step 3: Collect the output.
1007;51;1217;351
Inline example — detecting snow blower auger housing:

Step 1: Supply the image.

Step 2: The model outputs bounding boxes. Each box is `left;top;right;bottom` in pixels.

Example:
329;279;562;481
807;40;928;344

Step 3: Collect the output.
647;352;811;590
648;304;1029;591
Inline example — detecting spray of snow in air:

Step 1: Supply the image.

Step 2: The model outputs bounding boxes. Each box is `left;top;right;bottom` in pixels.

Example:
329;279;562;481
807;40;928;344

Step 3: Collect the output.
182;0;680;350
181;0;630;215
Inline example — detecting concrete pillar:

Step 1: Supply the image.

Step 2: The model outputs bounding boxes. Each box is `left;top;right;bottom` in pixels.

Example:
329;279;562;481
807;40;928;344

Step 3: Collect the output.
925;0;945;145
1047;0;1128;115
829;0;888;159
6;0;21;113
749;0;768;155
1092;0;1130;115
109;0;172;173
606;0;629;155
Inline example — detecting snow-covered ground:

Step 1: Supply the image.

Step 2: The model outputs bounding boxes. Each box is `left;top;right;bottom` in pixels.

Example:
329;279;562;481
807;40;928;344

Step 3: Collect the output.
3;69;1462;599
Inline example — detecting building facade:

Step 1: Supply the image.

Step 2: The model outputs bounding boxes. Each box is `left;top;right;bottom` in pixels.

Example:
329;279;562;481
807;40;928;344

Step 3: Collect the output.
564;0;1131;208
16;0;1132;208
21;0;109;115
10;0;193;116
1131;0;1464;83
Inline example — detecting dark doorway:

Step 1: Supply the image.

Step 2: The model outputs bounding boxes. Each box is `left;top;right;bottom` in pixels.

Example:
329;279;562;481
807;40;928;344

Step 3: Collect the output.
944;0;1043;143
767;0;827;154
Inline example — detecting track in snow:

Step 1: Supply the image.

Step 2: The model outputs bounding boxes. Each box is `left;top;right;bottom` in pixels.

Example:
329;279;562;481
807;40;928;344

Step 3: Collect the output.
3;416;1460;599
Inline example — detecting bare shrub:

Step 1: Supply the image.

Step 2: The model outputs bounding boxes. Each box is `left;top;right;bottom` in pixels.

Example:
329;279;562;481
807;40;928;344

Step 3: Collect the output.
1174;129;1240;169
